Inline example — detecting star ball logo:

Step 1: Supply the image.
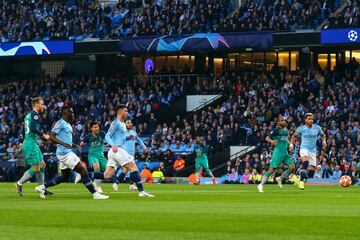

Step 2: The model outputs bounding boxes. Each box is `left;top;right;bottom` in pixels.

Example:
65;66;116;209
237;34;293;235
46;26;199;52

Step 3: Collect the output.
348;30;358;42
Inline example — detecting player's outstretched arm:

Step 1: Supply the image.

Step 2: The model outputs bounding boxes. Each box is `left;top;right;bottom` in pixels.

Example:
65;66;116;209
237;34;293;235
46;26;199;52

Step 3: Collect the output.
265;136;277;146
320;134;327;149
29;113;49;140
136;135;147;153
290;133;299;145
49;132;72;149
105;121;119;152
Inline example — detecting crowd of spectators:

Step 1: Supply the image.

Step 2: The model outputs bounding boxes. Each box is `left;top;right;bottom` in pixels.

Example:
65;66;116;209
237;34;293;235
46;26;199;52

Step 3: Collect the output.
215;61;359;183
0;58;359;182
0;0;346;43
0;70;191;159
323;0;359;29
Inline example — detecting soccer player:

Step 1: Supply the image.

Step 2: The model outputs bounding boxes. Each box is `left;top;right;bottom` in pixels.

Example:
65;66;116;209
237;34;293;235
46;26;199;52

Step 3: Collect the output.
16;97;52;198
257;115;295;193
35;107;109;200
194;136;216;185
112;119;147;191
291;113;326;190
75;121;107;193
104;104;154;197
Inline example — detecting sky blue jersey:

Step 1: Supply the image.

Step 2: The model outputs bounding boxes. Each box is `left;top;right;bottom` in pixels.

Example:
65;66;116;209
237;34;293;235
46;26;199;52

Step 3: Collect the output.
123;130;146;156
105;119;127;148
295;124;324;153
52;118;73;156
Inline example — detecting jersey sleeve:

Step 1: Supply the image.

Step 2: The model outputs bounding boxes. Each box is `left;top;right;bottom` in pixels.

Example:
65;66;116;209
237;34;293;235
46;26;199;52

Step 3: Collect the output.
100;131;106;141
295;126;302;136
105;121;117;147
268;128;277;138
119;122;127;133
201;144;208;155
317;125;325;136
81;133;91;143
29;112;42;137
51;120;63;135
136;134;146;149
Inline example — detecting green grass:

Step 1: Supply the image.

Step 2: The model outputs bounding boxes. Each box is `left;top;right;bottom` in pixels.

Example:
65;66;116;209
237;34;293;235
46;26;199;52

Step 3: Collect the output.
0;183;359;240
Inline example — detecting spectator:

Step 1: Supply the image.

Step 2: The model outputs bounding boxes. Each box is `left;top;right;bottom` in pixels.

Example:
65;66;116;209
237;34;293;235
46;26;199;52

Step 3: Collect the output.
173;155;186;173
241;168;251;184
152;165;165;183
225;160;232;175
314;165;323;179
248;168;261;184
140;164;153;184
224;168;239;184
235;159;244;175
14;143;26;181
0;166;8;181
322;163;333;178
332;165;342;179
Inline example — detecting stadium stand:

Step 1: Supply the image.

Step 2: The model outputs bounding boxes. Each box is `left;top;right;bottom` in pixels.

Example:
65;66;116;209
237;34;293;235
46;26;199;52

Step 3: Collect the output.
0;0;347;42
0;61;358;182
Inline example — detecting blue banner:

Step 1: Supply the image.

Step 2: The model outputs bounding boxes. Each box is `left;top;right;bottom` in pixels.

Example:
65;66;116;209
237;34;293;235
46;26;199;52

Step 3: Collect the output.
0;40;74;57
321;28;360;44
119;32;273;53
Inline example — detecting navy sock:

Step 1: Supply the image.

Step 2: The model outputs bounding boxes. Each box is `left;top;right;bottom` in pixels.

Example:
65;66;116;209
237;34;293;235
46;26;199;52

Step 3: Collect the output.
117;172;126;183
300;161;309;181
81;174;96;194
308;170;315;178
130;171;144;192
302;161;309;170
112;174;119;184
89;171;104;180
130;181;135;185
44;175;65;188
300;169;308;181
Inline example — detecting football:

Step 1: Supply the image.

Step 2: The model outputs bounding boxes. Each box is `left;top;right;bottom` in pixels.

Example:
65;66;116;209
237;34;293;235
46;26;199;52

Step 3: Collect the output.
340;175;352;187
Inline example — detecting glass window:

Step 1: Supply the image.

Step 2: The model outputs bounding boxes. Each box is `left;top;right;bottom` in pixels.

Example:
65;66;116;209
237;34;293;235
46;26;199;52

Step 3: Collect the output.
345;51;351;63
265;52;276;71
214;58;223;74
253;52;265;70
239;53;252;68
227;53;238;70
351;50;360;62
290;51;299;71
132;57;143;75
178;55;190;73
278;52;289;69
189;56;195;71
330;53;336;70
166;56;178;73
317;54;328;70
154;56;165;73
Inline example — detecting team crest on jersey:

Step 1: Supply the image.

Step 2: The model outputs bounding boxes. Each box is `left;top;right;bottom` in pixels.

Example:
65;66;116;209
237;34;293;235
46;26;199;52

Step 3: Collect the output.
34;115;39;120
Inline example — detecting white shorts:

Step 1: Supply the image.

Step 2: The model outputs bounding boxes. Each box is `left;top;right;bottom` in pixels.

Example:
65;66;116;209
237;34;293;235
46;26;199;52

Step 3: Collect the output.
57;152;80;170
299;149;317;167
107;147;134;169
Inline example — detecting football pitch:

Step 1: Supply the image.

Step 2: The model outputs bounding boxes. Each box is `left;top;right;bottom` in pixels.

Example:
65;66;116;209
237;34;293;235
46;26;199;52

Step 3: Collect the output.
0;183;359;240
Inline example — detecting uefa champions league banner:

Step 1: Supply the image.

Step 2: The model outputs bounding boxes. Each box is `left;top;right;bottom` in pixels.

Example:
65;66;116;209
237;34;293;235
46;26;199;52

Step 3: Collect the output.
321;28;360;44
0;40;74;57
119;32;273;53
